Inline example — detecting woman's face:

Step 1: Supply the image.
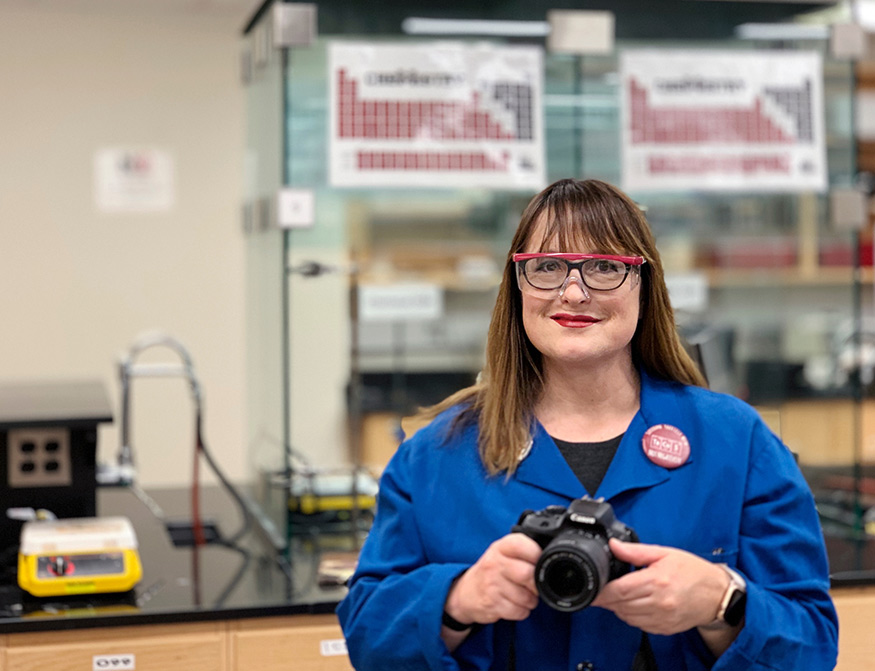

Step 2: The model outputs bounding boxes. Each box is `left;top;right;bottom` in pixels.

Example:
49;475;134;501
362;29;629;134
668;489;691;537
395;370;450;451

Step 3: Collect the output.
518;219;641;372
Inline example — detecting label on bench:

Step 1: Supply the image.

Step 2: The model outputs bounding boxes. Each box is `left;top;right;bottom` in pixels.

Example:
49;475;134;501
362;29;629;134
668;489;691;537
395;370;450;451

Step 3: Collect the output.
93;654;135;670
320;639;348;656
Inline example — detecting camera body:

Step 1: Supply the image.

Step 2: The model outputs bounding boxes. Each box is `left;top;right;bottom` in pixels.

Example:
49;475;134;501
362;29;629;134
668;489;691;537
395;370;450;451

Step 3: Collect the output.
513;497;638;612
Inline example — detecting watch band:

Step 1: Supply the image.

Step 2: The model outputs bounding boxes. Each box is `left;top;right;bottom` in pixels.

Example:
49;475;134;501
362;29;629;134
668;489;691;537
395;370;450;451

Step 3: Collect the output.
441;609;474;631
702;564;747;630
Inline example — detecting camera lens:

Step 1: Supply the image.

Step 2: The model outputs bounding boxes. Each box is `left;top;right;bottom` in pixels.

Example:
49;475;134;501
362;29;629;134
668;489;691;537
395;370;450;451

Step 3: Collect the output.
535;535;610;612
544;556;588;598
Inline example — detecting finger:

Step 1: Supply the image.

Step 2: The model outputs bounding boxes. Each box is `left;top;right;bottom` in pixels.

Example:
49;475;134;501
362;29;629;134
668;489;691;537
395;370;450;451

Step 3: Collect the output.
601;593;653;620
470;582;538;623
500;599;537;621
503;533;543;563
608;598;686;636
608;539;670;567
501;560;538;596
503;583;540;612
591;563;663;608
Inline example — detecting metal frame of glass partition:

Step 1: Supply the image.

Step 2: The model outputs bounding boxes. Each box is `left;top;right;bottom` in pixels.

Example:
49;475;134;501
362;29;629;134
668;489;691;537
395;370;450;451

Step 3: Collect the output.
242;0;874;578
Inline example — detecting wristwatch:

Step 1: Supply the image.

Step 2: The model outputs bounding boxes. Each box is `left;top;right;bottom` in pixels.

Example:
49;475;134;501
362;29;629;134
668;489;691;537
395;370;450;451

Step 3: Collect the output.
702;564;747;630
441;609;474;632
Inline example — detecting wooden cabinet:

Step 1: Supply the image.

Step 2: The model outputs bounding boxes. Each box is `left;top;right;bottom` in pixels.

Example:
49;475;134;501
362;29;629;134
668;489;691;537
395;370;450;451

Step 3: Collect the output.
231;615;352;671
0;616;351;671
361;412;430;471
0;594;872;670
757;399;875;466
833;586;875;670
2;622;227;671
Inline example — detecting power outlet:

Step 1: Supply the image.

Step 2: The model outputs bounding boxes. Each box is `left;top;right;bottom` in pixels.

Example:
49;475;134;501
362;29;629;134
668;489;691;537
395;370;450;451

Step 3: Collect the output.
7;428;72;488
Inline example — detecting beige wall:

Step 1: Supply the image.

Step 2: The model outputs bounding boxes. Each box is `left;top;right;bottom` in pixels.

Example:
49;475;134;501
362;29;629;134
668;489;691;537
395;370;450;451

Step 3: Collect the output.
0;5;249;487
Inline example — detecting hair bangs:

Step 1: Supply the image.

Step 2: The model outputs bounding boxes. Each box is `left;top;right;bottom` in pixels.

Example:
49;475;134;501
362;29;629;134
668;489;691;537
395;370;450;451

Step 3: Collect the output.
527;202;637;258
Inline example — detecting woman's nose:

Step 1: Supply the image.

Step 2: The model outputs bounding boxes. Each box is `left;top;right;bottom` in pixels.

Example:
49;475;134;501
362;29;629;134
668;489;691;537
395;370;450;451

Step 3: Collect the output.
558;274;590;301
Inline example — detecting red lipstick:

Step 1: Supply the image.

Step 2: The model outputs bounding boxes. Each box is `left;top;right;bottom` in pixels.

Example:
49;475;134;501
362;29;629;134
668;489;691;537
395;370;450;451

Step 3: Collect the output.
551;313;599;328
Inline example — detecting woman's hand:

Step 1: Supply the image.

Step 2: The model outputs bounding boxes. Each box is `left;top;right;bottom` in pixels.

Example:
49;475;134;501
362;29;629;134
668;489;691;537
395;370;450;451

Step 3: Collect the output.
591;539;730;635
444;533;542;627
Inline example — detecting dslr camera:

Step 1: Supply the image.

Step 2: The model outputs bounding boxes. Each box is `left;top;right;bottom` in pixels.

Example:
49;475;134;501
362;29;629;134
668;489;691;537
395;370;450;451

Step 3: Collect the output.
513;497;638;612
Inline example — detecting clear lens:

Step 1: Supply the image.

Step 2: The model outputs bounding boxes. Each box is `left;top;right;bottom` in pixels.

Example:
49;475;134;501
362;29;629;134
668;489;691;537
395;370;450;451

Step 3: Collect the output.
519;257;630;291
584;259;628;290
524;257;568;288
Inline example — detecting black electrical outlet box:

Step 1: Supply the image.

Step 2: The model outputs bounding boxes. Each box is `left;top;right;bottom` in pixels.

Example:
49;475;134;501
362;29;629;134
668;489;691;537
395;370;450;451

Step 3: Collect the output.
0;381;112;555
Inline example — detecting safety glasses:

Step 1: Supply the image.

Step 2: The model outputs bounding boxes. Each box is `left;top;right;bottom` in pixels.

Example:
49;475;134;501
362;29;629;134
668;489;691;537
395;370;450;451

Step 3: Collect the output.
513;253;645;294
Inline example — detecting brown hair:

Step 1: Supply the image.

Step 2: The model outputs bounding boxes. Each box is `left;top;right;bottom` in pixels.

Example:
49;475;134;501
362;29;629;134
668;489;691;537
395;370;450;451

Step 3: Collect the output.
420;178;706;474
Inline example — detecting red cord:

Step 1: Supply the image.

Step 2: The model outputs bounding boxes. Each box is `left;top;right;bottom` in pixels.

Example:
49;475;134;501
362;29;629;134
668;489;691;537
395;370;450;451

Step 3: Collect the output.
192;430;206;547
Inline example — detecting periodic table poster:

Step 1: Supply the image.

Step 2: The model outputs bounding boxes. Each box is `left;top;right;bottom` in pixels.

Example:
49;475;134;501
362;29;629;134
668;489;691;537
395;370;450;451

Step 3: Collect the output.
328;42;545;190
620;50;827;192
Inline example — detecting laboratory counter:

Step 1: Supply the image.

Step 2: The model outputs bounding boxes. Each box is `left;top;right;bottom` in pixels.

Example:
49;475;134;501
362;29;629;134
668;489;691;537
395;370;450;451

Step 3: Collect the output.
0;485;357;671
0;485;354;633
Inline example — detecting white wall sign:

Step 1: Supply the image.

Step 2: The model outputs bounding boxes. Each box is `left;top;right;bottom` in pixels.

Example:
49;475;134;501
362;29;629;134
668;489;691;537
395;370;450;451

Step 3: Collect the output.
620;50;826;192
547;10;614;55
94;147;175;213
358;284;444;322
277;187;315;228
329;41;545;190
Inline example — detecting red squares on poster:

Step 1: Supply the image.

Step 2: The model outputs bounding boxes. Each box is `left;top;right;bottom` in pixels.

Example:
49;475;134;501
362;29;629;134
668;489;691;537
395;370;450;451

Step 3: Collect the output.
628;77;791;145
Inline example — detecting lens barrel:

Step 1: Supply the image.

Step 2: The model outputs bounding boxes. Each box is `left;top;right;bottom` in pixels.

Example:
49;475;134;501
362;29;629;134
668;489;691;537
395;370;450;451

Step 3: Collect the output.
534;534;610;612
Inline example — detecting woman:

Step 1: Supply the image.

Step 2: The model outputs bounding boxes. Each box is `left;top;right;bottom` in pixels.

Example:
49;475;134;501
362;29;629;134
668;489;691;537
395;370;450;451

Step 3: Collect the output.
337;179;838;670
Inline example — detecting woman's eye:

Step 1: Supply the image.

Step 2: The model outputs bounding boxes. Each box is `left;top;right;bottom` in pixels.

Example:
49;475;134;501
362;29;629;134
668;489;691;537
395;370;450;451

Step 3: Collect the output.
534;260;562;273
593;260;621;273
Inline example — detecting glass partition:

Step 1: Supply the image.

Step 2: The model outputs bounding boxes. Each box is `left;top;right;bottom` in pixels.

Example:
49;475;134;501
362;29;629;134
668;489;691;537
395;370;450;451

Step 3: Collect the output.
242;19;288;542
242;0;873;577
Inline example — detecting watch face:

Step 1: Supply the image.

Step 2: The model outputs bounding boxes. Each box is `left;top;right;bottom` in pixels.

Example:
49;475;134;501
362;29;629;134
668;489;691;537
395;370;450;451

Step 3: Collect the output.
723;589;747;626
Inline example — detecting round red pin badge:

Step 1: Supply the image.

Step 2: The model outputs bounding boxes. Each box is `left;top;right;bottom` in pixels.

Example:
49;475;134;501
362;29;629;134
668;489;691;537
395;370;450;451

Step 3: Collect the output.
642;424;690;469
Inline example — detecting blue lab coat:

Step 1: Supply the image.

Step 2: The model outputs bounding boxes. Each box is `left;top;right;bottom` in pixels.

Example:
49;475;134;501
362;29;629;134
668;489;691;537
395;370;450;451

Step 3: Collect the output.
338;372;838;670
